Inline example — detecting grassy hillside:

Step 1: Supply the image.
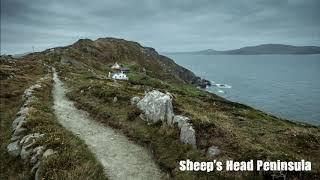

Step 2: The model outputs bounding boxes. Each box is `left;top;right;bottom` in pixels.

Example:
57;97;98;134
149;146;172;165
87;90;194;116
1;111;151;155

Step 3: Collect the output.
2;37;319;179
53;62;319;179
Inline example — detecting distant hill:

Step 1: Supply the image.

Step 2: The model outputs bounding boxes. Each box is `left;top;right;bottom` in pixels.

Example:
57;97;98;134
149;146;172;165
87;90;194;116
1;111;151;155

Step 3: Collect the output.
169;44;320;55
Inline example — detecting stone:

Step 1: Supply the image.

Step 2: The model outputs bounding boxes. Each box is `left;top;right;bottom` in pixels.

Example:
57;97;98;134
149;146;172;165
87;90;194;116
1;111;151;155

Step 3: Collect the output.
20;133;45;146
173;115;190;129
10;135;22;142
13;119;27;132
12;116;25;130
20;147;33;160
130;96;141;105
20;133;45;159
13;127;27;137
23;96;36;107
136;90;174;124
23;84;41;99
31;161;40;174
33;84;41;89
43;149;56;159
23;89;33;99
7;140;21;157
113;96;118;103
35;167;41;180
16;107;29;117
180;123;197;148
207;146;221;157
30;146;45;164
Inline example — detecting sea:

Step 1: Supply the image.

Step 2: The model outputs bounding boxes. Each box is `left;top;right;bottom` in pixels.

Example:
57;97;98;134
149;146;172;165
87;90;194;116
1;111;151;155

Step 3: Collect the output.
166;54;320;126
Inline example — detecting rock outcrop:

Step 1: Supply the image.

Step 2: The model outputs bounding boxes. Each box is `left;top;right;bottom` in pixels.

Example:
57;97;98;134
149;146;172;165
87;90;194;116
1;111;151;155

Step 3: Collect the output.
136;90;174;125
133;90;197;148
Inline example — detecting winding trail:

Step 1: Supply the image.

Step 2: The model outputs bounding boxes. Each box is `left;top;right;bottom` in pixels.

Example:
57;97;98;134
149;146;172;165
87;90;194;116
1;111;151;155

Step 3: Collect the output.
52;69;164;180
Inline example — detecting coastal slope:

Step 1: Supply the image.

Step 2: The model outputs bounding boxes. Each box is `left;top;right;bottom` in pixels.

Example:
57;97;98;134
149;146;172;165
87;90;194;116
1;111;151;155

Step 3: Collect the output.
2;37;320;179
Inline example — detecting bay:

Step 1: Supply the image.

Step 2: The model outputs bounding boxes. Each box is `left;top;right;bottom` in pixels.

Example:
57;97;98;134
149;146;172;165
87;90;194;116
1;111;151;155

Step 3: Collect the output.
166;54;320;125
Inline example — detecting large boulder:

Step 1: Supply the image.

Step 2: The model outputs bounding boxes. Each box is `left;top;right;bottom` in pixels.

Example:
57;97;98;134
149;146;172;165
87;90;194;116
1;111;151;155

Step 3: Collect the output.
180;123;197;148
136;90;174;124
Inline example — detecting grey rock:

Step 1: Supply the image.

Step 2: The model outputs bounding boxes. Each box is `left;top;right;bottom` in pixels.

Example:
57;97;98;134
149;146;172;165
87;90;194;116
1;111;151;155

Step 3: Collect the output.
35;167;41;180
136;90;174;124
113;96;118;103
33;84;41;89
22;96;36;107
30;146;45;164
30;155;38;164
23;89;33;99
12;116;25;130
13;127;27;137
10;135;22;142
207;146;221;157
130;96;141;105
13;119;26;132
23;84;41;99
20;133;45;147
20;147;32;160
16;107;29;117
31;161;40;174
180;123;197;148
7;140;21;157
173;115;190;129
43;148;56;159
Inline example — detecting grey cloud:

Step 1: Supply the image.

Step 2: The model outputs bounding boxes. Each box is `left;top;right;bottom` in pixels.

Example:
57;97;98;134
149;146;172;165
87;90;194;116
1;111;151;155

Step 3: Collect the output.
1;0;320;54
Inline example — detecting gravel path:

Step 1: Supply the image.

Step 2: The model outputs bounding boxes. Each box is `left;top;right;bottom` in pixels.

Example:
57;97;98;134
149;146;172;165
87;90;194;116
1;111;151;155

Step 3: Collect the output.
52;69;164;180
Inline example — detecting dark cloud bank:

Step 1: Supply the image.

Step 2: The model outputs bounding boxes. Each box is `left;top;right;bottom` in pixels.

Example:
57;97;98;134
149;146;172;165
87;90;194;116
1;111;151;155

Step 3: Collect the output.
1;0;320;54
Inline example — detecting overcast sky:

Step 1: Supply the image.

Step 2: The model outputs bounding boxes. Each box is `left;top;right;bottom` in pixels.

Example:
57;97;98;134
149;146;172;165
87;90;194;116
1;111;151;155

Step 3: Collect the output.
1;0;320;54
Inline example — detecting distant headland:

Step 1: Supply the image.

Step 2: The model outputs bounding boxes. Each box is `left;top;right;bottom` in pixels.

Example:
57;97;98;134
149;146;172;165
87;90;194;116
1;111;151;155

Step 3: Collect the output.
168;44;320;55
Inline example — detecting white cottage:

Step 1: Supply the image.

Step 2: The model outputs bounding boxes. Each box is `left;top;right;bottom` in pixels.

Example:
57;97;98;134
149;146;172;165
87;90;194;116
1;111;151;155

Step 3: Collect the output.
112;72;128;80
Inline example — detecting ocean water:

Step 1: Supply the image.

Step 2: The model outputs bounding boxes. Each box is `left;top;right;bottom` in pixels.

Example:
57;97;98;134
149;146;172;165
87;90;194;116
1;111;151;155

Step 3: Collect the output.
166;54;320;126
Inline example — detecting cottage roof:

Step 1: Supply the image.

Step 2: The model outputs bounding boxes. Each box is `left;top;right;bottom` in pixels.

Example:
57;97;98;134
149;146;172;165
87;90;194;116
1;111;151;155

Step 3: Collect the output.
111;62;121;69
120;67;130;71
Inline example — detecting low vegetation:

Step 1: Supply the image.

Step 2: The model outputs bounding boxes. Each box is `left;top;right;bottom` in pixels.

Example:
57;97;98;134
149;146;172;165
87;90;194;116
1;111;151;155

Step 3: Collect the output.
55;59;320;179
0;58;107;179
2;37;319;179
1;58;46;179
